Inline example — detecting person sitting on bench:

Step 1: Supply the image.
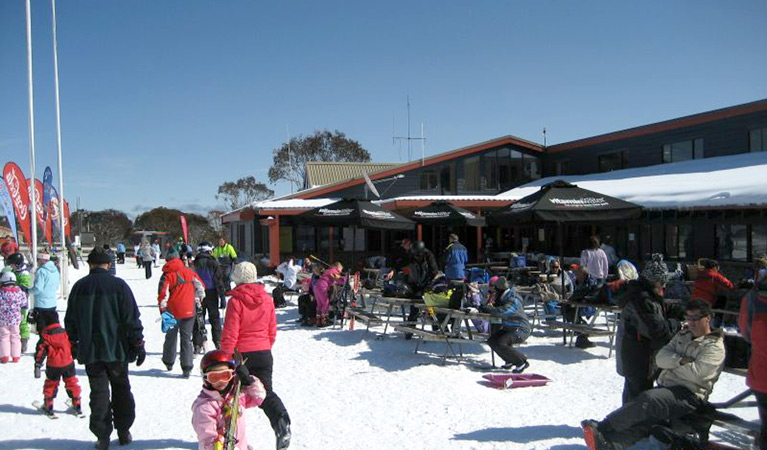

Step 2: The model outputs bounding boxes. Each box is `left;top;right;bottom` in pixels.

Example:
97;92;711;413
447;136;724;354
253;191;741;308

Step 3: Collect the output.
581;299;725;450
297;264;321;326
477;276;530;373
272;258;302;308
563;267;601;348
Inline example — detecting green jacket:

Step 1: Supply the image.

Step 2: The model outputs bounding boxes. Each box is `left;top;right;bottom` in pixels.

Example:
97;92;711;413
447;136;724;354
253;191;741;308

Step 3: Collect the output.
212;243;237;261
65;268;144;365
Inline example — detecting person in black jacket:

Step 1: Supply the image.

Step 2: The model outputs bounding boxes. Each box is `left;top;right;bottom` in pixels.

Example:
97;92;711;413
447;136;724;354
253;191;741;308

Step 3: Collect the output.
616;253;680;404
193;242;226;352
64;247;145;450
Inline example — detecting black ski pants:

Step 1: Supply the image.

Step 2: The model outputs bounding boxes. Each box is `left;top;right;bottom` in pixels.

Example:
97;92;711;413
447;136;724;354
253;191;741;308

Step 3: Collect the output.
85;362;135;440
622;374;654;405
143;260;152;279
242;350;290;432
193;290;221;347
487;327;528;367
601;385;702;448
162;317;194;371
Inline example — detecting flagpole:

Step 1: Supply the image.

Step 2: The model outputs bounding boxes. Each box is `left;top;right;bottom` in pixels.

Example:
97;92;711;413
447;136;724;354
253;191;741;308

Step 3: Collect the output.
51;0;69;297
24;0;38;263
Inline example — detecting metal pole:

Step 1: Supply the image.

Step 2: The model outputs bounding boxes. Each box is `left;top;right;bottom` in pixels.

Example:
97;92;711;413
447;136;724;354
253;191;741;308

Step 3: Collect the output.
24;0;38;262
52;0;69;297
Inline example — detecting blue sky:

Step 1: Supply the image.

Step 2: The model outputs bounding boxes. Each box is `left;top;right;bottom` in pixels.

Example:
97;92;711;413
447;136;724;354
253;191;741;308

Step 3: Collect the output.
1;1;766;217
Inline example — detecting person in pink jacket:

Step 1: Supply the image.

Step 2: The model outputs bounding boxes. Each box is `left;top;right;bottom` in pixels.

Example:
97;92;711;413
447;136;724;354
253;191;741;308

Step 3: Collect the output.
311;261;345;327
220;262;291;450
0;270;27;363
192;350;266;450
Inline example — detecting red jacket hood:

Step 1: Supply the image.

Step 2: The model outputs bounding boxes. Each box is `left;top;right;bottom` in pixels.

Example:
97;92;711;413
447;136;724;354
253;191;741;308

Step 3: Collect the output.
228;283;269;308
163;258;185;273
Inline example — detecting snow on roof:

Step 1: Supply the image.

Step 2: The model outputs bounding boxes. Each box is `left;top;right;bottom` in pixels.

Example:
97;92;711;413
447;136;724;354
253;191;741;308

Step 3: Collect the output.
377;194;507;205
251;198;341;210
498;152;767;209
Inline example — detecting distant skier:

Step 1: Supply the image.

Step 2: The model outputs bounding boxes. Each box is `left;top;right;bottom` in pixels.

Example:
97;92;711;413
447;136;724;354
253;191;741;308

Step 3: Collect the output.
193;242;226;351
33;309;83;416
192;350;266;450
213;237;237;292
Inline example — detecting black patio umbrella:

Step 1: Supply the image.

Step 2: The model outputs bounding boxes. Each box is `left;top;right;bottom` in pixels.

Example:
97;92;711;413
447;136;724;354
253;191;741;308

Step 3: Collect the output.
487;180;642;225
298;198;415;230
404;201;486;227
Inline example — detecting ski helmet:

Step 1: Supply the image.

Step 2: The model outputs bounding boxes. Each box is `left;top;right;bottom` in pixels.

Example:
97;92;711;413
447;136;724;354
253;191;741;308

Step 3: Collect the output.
197;241;214;254
200;349;235;373
0;270;16;286
6;252;25;267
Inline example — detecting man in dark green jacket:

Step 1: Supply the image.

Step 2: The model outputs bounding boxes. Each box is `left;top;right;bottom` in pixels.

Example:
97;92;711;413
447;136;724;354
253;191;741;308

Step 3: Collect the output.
65;247;145;450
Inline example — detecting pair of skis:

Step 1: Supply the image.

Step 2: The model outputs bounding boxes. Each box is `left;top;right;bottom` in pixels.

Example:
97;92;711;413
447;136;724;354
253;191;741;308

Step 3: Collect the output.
32;399;85;419
215;349;245;450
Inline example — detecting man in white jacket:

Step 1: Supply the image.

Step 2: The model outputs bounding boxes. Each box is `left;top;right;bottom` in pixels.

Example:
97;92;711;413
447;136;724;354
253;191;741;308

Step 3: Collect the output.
581;299;725;450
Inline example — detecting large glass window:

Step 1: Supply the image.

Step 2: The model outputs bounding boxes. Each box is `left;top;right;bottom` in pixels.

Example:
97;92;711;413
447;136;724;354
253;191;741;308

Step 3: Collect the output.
555;160;569;176
753;225;767;259
663;139;704;163
716;224;748;261
665;225;679;258
523;154;541;180
439;163;456;194
678;225;693;259
420;170;437;190
484;151;498;189
510;150;524;183
295;225;315;253
498;148;512;190
463;156;481;190
598;150;629;172
751;128;767;152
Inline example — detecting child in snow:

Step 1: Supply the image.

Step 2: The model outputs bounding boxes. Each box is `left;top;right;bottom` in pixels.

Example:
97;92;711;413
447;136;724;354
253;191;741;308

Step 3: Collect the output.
192;350;266;450
6;253;32;352
0;270;27;363
33;309;82;414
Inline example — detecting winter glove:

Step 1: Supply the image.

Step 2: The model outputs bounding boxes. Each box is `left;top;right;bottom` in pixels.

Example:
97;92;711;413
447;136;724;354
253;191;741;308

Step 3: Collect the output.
235;364;253;386
34;364;42;379
70;341;78;361
128;341;146;366
219;296;227;310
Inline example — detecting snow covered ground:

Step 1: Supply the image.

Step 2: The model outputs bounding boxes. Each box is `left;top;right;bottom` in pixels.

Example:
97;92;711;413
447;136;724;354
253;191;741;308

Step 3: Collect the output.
0;263;757;450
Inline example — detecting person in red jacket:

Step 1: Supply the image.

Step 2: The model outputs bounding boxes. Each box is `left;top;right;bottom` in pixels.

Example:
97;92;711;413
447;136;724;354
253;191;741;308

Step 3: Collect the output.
34;309;82;415
221;261;291;450
1;236;18;260
691;259;734;307
739;275;767;450
157;248;204;378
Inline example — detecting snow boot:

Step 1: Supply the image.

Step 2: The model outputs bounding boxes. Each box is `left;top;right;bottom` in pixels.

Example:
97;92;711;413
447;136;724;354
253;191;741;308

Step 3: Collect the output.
21;338;28;353
650;425;704;450
182;368;192;379
581;420;614;450
165;364;173;372
117;430;132;446
94;436;110;450
0;356;8;363
12;357;19;363
511;361;530;374
575;335;596;348
71;397;82;415
275;416;291;450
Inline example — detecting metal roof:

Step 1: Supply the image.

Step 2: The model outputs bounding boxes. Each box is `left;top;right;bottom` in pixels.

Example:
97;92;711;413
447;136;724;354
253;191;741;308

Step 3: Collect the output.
304;162;400;188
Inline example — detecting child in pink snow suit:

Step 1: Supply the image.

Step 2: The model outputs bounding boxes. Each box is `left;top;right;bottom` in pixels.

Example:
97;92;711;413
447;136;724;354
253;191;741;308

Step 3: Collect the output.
311;262;346;327
0;270;27;363
192;350;266;450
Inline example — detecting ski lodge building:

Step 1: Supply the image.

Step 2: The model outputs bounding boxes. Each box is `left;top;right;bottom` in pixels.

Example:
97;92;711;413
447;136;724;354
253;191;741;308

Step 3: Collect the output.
222;99;767;271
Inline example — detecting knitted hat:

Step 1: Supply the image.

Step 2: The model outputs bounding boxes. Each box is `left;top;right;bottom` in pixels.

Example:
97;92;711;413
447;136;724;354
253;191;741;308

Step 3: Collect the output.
489;275;499;287
165;248;180;260
87;247;111;265
232;261;258;285
494;276;509;291
641;253;669;285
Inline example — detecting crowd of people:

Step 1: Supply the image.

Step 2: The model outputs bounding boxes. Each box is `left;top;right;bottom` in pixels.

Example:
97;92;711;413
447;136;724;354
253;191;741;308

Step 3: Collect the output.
1;229;766;450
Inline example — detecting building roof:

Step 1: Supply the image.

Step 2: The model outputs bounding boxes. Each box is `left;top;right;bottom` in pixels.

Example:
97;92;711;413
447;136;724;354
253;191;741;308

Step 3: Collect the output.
498;151;767;209
548;99;767;153
286;135;543;200
304;162;400;189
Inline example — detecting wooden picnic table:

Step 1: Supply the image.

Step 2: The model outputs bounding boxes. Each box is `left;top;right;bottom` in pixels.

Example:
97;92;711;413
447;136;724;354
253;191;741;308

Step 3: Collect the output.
546;301;622;357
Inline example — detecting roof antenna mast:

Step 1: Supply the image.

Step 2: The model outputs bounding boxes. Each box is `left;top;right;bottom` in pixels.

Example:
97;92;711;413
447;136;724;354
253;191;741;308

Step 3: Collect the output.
393;95;426;163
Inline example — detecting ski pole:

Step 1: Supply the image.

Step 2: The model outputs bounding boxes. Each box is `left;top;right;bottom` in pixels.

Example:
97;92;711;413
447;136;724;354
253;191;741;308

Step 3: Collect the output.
308;254;331;267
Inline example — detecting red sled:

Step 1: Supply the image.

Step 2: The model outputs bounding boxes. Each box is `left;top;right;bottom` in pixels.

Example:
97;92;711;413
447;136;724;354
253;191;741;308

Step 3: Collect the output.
482;373;552;389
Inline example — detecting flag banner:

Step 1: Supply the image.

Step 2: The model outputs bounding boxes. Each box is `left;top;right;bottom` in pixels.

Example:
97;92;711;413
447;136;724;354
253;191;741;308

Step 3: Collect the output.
0;177;19;241
48;185;60;231
28;178;51;244
42;167;53;220
180;215;189;243
2;163;32;245
63;199;71;238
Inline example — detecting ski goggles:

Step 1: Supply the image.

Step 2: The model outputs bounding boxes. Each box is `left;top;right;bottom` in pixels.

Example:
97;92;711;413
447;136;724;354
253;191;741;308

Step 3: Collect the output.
204;368;234;384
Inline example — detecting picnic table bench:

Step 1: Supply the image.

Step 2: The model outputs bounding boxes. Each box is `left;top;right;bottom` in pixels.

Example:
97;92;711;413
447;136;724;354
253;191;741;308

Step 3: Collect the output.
540;301;621;357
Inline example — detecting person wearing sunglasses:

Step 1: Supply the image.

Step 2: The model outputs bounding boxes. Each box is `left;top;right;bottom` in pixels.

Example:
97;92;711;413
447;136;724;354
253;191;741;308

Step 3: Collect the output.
192;350;266;450
582;299;725;450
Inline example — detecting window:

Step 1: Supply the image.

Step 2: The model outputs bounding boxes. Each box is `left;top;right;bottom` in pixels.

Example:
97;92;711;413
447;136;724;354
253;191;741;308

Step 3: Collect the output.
484;151;498;189
523;154;541;180
750;128;767;152
753;225;767;260
497;148;512;190
662;139;704;163
463;156;481;190
296;225;315;252
510;150;524;183
420;170;437;190
439;163;455;194
555;160;570;176
716;224;747;261
598;151;630;172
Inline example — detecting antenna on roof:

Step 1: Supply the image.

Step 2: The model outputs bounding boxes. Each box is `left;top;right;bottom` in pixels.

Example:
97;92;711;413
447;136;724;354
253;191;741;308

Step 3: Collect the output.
393;95;426;162
543;127;547;149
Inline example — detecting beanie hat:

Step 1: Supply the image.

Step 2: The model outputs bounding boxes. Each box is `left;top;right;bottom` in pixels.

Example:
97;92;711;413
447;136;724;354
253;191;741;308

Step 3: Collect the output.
641;253;669;285
489;275;499;287
37;252;50;262
494;276;509;291
87;247;111;265
232;261;258;285
165;248;180;260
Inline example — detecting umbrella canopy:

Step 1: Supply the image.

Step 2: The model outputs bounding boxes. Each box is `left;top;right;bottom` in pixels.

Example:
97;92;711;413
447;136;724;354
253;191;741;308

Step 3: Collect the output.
297;198;415;230
404;201;486;227
487;180;642;225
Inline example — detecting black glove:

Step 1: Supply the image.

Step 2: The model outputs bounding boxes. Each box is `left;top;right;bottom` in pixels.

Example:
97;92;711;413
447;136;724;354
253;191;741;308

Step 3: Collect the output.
235;364;253;386
34;365;42;379
70;341;78;361
129;341;146;366
219;296;227;309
